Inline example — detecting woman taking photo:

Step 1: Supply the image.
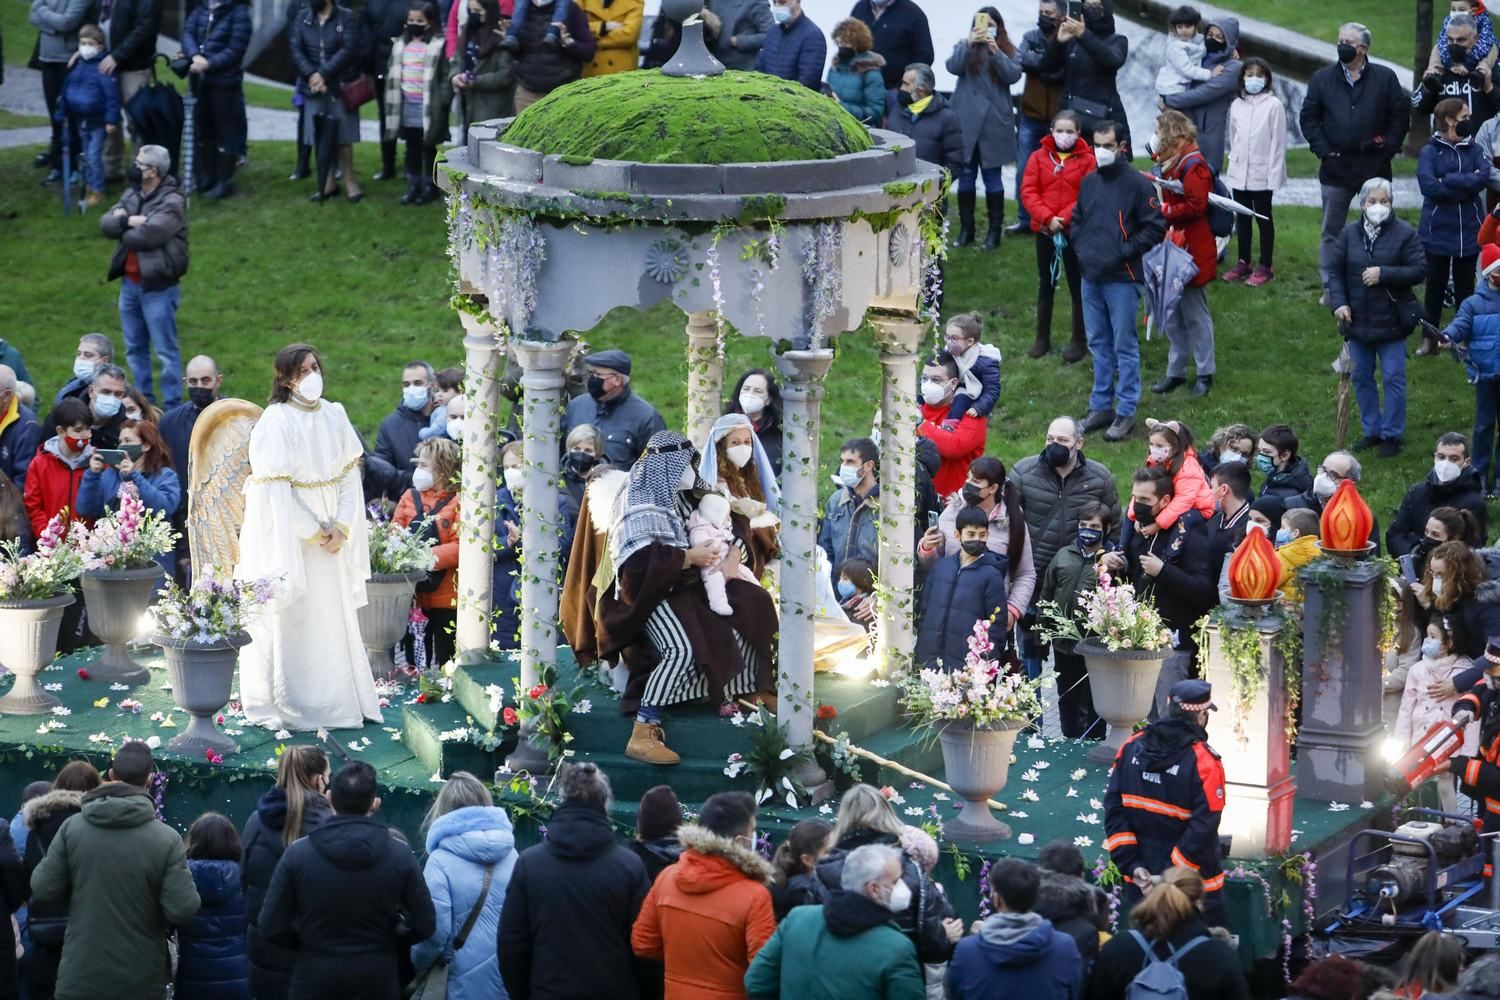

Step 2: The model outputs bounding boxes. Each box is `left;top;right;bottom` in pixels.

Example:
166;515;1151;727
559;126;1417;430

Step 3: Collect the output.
1019;108;1094;362
290;0;366;202
76;420;181;575
451;0;515;140
946;6;1022;249
1329;177;1425;459
825;19;886;126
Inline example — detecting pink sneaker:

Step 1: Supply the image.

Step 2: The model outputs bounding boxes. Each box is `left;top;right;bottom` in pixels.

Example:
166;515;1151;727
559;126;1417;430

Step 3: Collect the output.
1221;259;1252;283
1245;265;1275;287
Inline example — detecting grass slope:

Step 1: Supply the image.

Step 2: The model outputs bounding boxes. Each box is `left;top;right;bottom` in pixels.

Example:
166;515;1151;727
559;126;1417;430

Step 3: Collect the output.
0;139;1480;522
1208;0;1415;59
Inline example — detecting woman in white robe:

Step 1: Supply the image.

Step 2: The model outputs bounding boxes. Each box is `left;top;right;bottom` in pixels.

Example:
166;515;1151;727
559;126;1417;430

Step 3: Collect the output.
236;344;382;731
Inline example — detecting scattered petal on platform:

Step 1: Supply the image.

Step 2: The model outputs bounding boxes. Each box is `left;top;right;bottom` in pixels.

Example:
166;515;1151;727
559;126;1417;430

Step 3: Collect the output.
144;736;160;750
1032;760;1050;770
1065;787;1078;798
1073;836;1093;847
1010;811;1028;818
1020;769;1041;782
1328;802;1349;812
1090;798;1104;810
1020;789;1040;802
1070;768;1088;780
1018;833;1035;845
110;684;129;691
1076;812;1100;825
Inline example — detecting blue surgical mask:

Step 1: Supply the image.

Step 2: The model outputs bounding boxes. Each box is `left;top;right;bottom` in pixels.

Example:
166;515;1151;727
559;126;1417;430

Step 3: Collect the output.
92;394;122;419
73;358;97;381
1274;528;1293;547
771;5;791;23
403;385;429;410
1255;454;1275;475
1421;637;1443;660
836;580;857;600
838;465;862;490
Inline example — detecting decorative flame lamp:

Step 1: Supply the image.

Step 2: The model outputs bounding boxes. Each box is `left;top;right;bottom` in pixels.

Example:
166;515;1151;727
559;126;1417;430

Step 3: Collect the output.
1318;479;1375;558
1228;530;1279;601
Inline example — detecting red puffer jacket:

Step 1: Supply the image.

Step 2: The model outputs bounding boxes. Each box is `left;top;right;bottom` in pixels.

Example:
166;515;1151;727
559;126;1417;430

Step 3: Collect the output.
1020;133;1097;235
1159;146;1217;286
22;442;91;540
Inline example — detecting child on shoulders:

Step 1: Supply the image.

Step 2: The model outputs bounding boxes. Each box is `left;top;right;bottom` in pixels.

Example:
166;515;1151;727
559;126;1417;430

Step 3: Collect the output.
1129;419;1214;532
941;312;1001;427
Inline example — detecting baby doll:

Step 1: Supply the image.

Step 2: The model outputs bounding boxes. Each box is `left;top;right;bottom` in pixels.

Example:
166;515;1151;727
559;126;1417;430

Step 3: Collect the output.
687;492;761;616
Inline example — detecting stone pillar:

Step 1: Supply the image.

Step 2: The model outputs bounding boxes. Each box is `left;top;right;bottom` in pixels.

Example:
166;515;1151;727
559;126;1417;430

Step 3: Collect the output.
870;311;923;675
775;348;835;795
505;338;572;775
1203;609;1295;858
684;311;722;448
1299;560;1386;802
455;308;504;662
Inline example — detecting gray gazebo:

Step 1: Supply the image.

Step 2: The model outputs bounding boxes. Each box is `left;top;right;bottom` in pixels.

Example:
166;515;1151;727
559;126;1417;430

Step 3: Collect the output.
436;3;945;784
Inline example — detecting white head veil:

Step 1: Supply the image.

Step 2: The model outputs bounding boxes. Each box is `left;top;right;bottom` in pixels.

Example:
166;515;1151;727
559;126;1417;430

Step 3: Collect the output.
697;413;781;515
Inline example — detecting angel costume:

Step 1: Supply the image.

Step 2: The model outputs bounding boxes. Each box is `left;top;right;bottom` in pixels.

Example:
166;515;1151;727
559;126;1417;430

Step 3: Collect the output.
235;397;382;730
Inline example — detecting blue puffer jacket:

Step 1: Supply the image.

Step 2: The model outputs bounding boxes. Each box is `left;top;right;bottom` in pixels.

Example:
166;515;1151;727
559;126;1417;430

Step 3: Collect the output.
75;464;181;519
1418;133;1489;257
182;0;253;88
826;50;886;125
754;12;827;90
1445;281;1500;382
915;549;1009;670
412;806;518;1000
175;859;249;1000
58;55;121;124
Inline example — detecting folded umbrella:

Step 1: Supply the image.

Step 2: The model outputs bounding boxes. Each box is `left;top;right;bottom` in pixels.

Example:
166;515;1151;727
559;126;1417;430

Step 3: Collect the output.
125;56;185;174
1141;238;1198;341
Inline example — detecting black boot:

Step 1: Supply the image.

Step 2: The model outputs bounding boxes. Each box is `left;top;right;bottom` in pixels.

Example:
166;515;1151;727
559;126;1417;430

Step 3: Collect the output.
400;174;420;204
1063;306;1087;363
205;150;236;199
956;190;976;247
1190;374;1213;398
982;193;1005;250
290;143;311;182
1031;297;1053;358
1151;376;1187;394
373;140;398;181
413;177;438;204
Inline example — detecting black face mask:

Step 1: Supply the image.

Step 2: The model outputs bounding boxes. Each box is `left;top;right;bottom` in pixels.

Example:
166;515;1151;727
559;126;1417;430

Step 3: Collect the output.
836;45;854;62
187;386;216;410
1204;35;1225;53
1082;6;1110;31
1337;42;1358;64
961;483;986;507
127;165;144;188
961;539;988;557
1457;118;1479;138
1042;442;1071;468
1037;15;1057;34
897;89;916;107
1450;43;1470;64
565;450;597;477
1132;501;1157;525
586;375;608;400
405;22;424;38
467;12;482;28
1077;527;1103;549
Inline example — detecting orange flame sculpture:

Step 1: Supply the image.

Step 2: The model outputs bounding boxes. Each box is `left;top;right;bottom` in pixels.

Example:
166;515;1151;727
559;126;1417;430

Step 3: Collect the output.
1319;478;1375;552
1228;528;1280;600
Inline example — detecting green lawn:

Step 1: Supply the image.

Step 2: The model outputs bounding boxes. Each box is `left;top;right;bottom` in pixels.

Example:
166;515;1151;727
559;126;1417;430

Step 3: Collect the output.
0;108;46;127
0;139;1481;523
1212;0;1415;56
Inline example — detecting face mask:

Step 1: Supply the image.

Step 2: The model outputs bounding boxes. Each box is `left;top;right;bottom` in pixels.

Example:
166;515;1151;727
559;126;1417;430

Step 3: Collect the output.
1083;6;1109;30
78;44;101;59
503;467;525;495
726;444;754;469
1275;528;1293;547
1422;637;1443;660
1337;42;1358;64
836;579;857;600
446;418;465;440
188;386;216;409
1077;527;1103;548
566;450;597;476
1132;501;1157;525
64;435;89;453
1243;75;1266;95
1094;146;1117;169
1457;118;1479;138
1365;203;1391;225
887;880;913;913
1432;575;1446;598
1148;445;1171;464
1435;458;1462;484
771;5;791;23
962;483;986;507
1247;521;1267;536
411;468;435;491
1038;15;1057;33
73;358;97;381
945;338;971;356
1218;450;1246;464
405;22;424;38
1053;131;1078;151
297;370;324;402
738;392;766;416
125;406;142;421
897;89;916;107
679;465;697;492
467;12;482;28
1450;43;1470;64
587;375;608;400
1032;445;1068;471
961;538;988;557
1313;472;1337;501
1204;35;1225;53
987;26;998;39
127;165;144;188
403;385;429;410
838;465;863;489
92;394;122;419
1255;453;1275;475
921;380;950;406
836;45;854;61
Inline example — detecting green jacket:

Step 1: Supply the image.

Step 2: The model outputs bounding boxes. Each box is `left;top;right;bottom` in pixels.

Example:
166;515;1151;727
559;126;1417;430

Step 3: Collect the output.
31;782;201;1000
1037;541;1111;654
744;898;923;1000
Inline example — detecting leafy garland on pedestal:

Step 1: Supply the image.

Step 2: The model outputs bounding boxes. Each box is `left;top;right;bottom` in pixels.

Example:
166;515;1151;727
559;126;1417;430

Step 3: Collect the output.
1193;607;1303;742
1298;556;1399;687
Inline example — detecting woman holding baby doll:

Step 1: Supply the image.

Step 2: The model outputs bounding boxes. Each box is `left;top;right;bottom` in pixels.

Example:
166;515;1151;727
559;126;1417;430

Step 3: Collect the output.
697;413;782;578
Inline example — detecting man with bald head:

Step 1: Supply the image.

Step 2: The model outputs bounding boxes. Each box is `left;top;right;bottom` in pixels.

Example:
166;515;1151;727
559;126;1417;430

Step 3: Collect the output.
0;365;42;490
1284;449;1384;554
160;355;222;582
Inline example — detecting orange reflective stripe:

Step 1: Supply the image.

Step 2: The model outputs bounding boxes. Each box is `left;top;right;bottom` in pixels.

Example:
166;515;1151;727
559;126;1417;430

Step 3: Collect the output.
1120;794;1192;821
1104;833;1138;851
1171;847;1199;870
1471;759;1484;787
1202;873;1225;891
1486;864;1494;878
1486;798;1500;815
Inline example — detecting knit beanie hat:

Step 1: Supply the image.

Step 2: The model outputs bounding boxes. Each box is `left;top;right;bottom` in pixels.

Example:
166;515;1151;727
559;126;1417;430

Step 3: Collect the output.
1483;243;1500;279
636;785;682;841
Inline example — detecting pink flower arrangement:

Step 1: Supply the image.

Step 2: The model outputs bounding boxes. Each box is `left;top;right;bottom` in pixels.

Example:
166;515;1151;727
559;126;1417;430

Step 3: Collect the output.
0;513;84;600
1034;570;1173;652
901;617;1042;729
71;490;177;572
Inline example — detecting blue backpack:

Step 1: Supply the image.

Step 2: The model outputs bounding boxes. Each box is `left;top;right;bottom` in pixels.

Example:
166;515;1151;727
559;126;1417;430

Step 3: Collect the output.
1124;929;1212;1000
1179;153;1236;239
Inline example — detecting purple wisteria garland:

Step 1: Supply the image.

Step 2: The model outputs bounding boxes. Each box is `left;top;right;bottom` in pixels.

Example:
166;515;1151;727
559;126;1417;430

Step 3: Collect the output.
800;222;843;349
484;214;546;335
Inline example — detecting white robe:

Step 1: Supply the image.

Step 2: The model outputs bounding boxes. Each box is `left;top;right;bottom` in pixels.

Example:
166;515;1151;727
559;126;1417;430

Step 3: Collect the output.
235;400;382;731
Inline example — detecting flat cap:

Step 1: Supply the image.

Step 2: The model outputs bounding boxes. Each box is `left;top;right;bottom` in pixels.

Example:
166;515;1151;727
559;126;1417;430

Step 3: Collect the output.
585;349;632;375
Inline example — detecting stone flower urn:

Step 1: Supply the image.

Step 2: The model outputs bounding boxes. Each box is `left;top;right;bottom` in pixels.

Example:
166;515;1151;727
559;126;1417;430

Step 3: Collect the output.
357;572;427;680
1079;639;1170;764
937;719;1022;842
157;631;251;756
0;594;76;714
81;565;165;685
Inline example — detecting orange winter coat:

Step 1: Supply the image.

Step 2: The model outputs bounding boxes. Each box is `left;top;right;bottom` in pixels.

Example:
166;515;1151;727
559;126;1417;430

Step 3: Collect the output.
631;824;777;1000
391;486;460;611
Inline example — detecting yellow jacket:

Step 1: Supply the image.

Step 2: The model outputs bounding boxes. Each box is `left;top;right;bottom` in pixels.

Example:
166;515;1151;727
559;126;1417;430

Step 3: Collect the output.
579;0;644;76
1277;534;1321;605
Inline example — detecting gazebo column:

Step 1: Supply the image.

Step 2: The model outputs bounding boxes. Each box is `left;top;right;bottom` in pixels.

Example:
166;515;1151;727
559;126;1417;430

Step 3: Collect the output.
455;309;504;661
684;311;722;447
871;310;924;675
775;348;835;797
505;338;572;775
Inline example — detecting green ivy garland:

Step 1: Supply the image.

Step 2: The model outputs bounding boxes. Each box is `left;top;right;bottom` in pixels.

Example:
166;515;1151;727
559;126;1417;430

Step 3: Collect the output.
1195;608;1304;743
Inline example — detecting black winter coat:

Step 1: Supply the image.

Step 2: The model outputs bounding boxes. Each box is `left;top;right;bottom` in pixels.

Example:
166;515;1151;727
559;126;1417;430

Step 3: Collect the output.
374;405;427;498
771;870;828;922
1259;456;1313;500
290;4;364;90
174;859;249;1000
1014;450;1121;575
239;787;333;1000
107;0;161;72
1035;0;1128;142
0;819;27;1000
1387;466;1488;557
497;801;651;1000
628;835;682;884
888;91;963;175
1083;916;1248;1000
1299;60;1409;187
1120;515;1215;644
512;2;595;94
259;815;435;998
362;0;408;76
21;790;81;938
1070;158;1166;284
849;0;932;91
1328;217;1426;343
182;0;252;89
915;549;1009;670
816;828;956;965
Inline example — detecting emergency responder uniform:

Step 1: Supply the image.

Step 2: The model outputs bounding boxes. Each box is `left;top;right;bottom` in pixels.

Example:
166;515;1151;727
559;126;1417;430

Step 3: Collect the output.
1103;679;1228;924
1451;642;1500;850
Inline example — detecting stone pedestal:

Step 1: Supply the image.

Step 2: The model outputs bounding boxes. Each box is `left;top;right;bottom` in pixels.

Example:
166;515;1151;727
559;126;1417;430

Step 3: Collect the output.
1299;559;1385;802
775;348;835;797
455;308;504;662
506;339;572;776
871;310;923;675
684;312;722;448
1203;610;1295;858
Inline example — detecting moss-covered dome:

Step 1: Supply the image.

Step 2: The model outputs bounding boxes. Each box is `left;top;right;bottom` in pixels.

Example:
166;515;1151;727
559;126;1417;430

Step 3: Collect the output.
502;70;874;165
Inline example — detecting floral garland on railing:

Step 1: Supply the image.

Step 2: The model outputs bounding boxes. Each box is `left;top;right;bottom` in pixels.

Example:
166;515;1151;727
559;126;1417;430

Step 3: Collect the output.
484;213;547;335
800;221;843;350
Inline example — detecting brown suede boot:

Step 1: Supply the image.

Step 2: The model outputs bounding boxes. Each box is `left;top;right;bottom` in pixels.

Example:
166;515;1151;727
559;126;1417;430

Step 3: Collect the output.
625;721;681;765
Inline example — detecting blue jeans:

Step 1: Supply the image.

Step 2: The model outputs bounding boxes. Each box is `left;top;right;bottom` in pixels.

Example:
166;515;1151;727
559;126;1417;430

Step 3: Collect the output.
1475;379;1500;491
1081;279;1142;416
1346;337;1406;442
119;281;183;406
955;149;1005;198
1015;116;1048;227
78;117;106;193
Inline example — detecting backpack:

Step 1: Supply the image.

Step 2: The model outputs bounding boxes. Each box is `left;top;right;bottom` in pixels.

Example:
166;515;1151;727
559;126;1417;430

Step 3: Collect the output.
1180;153;1235;238
1124;929;1212;1000
408;488;457;594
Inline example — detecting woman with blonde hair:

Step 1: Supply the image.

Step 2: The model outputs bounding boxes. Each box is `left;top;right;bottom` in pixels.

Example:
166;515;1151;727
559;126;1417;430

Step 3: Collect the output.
412;772;516;1000
239;746;331;1000
562;423;604;513
1084;867;1248;1000
393;436;463;668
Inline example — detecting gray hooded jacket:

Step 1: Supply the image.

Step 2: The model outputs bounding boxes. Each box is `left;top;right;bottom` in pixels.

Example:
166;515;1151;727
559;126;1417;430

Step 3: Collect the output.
1161;16;1241;170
